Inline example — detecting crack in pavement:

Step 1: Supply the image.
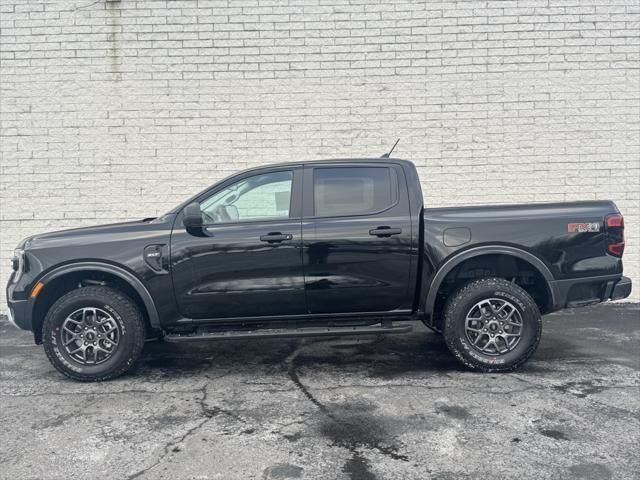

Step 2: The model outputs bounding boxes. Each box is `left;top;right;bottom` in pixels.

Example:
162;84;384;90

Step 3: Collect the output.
284;341;409;479
312;383;545;394
38;397;102;429
197;384;245;422
126;416;209;480
285;342;330;414
126;384;244;479
2;388;205;398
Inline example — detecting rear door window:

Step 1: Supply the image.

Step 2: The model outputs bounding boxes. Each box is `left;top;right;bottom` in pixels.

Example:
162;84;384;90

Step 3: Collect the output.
313;167;397;217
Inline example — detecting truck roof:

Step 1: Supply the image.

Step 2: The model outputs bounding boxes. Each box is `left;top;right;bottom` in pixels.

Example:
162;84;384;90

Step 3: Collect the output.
251;157;415;169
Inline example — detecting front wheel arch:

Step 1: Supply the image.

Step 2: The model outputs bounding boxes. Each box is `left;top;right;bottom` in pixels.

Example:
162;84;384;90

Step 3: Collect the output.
42;285;146;381
32;263;160;343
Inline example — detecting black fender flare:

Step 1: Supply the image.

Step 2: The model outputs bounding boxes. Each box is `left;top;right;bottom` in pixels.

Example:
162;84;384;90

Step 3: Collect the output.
424;245;557;317
35;262;161;330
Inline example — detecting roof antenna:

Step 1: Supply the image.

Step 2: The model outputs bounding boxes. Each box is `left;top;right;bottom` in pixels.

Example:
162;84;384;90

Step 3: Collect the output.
381;138;400;158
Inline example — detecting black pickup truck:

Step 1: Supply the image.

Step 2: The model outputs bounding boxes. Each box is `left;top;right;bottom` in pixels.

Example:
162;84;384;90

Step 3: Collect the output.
6;159;631;381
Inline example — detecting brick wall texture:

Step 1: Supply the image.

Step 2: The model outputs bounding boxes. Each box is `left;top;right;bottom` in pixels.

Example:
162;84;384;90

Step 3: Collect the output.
1;0;639;309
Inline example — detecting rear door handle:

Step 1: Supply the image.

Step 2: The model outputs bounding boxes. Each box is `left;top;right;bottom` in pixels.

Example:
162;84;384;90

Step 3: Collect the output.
260;232;293;243
369;226;402;237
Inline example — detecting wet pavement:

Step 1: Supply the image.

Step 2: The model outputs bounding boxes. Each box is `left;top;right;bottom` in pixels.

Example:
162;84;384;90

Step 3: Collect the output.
1;303;639;480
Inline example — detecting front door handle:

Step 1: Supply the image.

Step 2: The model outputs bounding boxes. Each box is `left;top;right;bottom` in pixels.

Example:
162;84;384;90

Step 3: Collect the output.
369;226;402;237
260;232;293;243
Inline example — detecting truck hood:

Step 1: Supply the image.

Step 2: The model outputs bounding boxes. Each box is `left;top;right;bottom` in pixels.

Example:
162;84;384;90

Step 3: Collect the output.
20;215;174;251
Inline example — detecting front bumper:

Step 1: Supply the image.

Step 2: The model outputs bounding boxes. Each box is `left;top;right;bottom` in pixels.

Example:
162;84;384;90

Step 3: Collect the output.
5;299;31;331
6;305;19;329
550;275;632;310
6;278;33;331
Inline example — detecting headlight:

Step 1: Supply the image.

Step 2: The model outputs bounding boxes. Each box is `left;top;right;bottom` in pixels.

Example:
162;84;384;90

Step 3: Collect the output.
11;248;25;283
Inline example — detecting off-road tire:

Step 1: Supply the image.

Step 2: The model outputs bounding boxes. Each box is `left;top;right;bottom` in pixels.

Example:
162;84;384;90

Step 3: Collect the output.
42;286;146;382
443;277;542;373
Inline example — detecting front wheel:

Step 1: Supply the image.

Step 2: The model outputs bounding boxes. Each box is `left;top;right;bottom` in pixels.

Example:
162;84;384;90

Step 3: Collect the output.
443;278;542;373
42;286;146;382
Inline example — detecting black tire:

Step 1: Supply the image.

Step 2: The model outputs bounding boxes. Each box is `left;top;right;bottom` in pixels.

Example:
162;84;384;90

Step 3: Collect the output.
42;286;146;382
443;277;542;373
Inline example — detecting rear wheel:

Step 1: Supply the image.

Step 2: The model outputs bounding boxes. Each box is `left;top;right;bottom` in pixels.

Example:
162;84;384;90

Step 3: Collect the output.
443;277;542;372
42;286;145;382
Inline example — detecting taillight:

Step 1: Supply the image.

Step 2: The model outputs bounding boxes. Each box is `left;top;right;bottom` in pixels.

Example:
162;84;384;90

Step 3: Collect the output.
608;241;625;256
606;214;624;228
605;214;625;257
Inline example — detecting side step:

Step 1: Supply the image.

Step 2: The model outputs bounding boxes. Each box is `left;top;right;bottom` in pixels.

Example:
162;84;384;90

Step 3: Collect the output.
164;322;413;343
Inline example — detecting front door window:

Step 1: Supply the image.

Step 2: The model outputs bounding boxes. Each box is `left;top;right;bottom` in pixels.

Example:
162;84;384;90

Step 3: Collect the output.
200;170;293;224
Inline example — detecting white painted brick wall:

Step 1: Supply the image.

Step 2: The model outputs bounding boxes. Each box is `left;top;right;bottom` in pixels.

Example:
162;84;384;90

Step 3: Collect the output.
1;0;639;310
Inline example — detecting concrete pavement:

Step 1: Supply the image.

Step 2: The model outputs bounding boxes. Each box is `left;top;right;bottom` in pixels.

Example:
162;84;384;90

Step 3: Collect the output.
1;303;638;480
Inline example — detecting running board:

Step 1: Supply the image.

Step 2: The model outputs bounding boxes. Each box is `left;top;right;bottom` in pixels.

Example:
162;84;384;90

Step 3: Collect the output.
164;322;413;343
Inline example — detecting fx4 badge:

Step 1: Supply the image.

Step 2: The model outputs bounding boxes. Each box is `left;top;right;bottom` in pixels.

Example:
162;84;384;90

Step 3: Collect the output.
568;222;600;233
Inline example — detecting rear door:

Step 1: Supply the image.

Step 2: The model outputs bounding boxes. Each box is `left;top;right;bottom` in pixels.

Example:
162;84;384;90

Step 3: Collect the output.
302;163;414;314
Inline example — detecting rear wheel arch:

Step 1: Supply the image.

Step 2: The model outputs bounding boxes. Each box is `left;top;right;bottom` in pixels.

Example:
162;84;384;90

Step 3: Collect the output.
31;263;160;343
424;246;556;326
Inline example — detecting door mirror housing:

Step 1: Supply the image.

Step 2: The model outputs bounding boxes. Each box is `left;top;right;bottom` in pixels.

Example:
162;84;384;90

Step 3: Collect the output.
183;202;204;236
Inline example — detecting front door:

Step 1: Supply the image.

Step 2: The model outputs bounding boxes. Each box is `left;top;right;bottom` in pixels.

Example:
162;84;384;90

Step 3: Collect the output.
302;163;414;314
171;167;306;319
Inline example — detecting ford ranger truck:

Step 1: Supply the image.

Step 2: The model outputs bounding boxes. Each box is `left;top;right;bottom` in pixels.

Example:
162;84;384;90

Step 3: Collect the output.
6;159;632;381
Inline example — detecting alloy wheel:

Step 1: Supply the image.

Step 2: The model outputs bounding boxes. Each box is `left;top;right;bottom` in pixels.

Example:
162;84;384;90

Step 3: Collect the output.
464;298;523;356
60;307;121;365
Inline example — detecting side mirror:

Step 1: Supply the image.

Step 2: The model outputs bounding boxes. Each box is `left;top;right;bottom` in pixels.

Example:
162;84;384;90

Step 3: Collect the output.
183;202;204;236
